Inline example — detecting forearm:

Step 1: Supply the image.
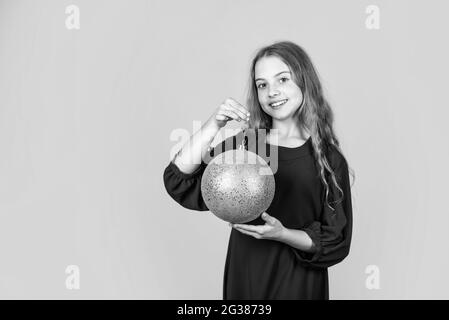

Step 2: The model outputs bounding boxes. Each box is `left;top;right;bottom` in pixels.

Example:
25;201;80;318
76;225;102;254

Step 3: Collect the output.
278;228;316;253
173;118;220;174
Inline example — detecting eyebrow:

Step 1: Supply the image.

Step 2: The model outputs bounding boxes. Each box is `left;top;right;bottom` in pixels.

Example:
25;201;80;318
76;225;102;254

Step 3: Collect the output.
255;71;291;82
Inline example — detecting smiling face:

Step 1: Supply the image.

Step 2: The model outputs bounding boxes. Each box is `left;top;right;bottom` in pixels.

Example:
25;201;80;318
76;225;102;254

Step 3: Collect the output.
254;56;304;122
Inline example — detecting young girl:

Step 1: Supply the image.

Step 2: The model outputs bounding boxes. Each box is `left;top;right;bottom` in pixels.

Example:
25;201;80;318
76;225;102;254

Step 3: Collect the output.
163;41;354;300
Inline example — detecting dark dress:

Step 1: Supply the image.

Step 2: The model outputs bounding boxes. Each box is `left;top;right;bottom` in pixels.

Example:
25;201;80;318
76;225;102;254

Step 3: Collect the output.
163;130;353;300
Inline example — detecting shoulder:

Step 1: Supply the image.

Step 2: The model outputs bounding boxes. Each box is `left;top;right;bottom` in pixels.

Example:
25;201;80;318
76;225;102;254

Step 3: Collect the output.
326;143;348;172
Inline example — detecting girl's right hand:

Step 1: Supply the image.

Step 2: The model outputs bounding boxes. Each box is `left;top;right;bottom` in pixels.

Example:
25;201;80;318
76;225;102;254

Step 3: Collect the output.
212;98;250;129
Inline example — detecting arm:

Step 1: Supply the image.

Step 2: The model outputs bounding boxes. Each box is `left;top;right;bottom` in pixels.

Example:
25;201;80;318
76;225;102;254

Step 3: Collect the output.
278;228;316;253
163;98;250;210
232;154;353;268
172;118;221;174
293;157;353;268
232;213;317;253
172;98;249;174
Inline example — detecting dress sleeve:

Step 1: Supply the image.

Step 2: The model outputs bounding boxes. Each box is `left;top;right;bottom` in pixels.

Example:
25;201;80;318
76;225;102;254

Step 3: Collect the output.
163;132;243;211
163;159;210;211
293;153;353;269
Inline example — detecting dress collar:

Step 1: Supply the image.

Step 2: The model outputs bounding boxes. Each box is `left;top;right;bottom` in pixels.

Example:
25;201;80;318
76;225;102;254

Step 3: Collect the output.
264;136;314;161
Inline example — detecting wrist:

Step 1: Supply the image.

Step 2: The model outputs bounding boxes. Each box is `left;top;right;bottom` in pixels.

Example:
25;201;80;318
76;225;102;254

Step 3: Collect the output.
204;117;222;135
278;226;289;242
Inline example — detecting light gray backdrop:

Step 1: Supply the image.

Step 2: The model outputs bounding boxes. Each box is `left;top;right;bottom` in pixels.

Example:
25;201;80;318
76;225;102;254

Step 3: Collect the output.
1;0;448;299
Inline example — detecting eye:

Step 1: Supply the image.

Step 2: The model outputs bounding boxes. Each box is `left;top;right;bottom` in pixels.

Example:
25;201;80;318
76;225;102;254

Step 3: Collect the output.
257;83;266;89
280;77;289;83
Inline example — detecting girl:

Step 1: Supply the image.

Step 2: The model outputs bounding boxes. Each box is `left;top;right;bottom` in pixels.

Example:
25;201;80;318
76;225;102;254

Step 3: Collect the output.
163;41;354;300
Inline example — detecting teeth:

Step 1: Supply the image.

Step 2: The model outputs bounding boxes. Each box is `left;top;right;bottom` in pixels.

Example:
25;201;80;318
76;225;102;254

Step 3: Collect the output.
270;99;287;107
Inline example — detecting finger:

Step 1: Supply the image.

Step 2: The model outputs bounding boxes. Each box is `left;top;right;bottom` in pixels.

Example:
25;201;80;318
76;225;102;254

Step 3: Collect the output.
222;107;245;122
225;99;250;120
223;104;249;122
218;108;241;122
215;114;229;121
219;105;242;120
225;97;248;112
261;212;276;225
233;224;264;234
233;227;261;239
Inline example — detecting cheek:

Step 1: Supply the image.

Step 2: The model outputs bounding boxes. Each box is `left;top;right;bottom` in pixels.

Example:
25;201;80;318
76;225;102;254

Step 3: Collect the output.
257;91;267;104
288;86;303;102
294;91;303;103
287;83;301;94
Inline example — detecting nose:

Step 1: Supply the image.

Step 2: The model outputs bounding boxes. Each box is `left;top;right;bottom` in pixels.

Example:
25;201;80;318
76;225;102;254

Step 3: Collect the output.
268;89;280;98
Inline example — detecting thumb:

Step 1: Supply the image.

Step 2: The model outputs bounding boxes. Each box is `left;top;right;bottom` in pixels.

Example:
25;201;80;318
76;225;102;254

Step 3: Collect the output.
261;212;275;225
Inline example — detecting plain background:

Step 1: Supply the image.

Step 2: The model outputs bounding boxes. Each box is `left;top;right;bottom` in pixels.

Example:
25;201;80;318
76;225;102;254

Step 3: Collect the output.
1;0;448;299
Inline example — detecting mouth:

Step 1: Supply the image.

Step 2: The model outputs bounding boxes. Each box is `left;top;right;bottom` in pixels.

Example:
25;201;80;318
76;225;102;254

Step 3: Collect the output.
269;99;288;109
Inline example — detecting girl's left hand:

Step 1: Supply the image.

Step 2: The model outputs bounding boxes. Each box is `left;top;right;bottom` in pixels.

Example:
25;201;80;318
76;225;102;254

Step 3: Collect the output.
231;212;285;240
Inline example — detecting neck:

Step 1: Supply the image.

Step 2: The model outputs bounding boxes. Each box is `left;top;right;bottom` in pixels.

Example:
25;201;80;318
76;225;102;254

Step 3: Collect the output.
270;119;310;140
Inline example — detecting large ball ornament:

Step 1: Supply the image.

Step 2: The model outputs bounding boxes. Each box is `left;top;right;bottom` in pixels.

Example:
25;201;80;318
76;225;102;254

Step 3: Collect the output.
201;148;275;224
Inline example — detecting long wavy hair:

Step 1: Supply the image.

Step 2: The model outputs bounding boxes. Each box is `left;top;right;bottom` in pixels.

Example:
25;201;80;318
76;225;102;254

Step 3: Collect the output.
245;41;355;211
